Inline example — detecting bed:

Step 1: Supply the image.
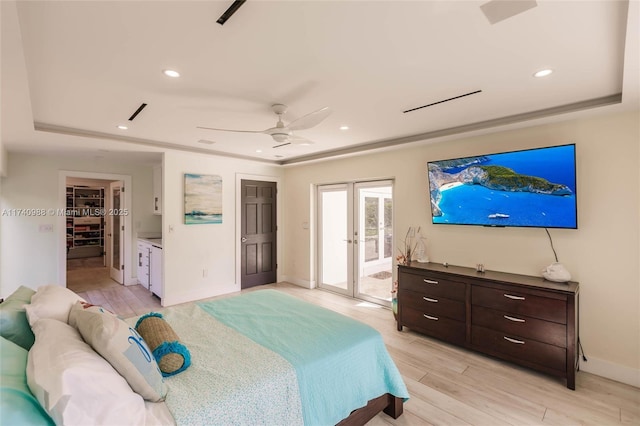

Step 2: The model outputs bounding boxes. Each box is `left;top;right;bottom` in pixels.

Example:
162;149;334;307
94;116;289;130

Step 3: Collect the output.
0;285;409;425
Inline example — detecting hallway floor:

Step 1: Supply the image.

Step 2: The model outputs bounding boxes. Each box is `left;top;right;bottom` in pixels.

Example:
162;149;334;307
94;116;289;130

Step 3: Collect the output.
66;256;161;317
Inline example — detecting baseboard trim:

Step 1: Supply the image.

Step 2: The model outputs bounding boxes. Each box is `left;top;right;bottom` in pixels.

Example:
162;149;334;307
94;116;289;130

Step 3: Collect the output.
579;355;640;388
162;284;240;307
280;276;313;289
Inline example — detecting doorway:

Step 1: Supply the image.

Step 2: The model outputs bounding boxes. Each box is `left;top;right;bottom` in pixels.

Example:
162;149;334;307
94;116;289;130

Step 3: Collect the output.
60;172;133;293
317;180;394;306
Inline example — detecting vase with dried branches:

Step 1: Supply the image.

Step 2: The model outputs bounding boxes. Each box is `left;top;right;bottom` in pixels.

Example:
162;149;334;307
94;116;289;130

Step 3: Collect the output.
397;226;420;265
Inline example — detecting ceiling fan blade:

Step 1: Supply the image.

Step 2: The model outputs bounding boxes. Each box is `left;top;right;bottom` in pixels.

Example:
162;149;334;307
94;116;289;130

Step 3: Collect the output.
272;142;291;148
288;106;331;131
197;126;265;134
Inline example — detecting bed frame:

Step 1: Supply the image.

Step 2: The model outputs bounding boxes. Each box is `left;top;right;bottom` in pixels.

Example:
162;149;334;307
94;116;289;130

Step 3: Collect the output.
337;393;403;425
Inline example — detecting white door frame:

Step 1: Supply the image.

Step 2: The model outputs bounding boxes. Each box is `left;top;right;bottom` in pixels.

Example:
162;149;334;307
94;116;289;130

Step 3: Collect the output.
108;181;125;284
58;171;134;287
317;183;354;296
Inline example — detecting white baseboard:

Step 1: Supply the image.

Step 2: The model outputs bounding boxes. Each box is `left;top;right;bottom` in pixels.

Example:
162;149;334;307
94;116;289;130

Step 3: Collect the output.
124;276;138;286
162;284;240;307
579;355;640;388
280;276;314;289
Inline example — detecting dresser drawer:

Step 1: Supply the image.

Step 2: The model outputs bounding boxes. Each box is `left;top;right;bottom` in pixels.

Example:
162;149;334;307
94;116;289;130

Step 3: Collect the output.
472;286;566;324
400;289;465;321
402;306;466;345
472;305;566;347
472;325;566;372
399;271;465;301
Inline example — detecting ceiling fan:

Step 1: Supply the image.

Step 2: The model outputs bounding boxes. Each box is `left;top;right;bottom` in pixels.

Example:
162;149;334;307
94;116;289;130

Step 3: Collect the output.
197;104;331;148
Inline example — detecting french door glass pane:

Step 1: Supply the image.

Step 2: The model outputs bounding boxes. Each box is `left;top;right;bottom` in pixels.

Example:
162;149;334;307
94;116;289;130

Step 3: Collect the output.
112;188;121;270
357;184;393;304
320;190;348;290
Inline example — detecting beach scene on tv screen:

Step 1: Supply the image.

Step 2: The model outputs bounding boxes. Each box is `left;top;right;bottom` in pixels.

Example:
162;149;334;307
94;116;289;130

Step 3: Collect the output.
428;145;577;228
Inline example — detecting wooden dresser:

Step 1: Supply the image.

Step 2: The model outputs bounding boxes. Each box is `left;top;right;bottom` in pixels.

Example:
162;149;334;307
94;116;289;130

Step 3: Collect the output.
397;262;579;389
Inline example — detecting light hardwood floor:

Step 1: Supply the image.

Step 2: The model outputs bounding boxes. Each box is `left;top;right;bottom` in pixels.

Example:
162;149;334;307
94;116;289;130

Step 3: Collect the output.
66;265;639;425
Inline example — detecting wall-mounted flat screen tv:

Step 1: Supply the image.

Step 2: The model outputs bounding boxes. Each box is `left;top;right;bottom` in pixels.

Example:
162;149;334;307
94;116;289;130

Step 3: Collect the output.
427;144;577;229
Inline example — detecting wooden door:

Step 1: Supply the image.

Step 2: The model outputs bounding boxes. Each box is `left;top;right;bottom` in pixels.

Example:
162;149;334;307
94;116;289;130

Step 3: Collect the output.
241;180;277;288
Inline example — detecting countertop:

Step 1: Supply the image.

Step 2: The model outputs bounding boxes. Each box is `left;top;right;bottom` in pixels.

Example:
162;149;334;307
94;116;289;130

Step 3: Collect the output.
138;237;162;248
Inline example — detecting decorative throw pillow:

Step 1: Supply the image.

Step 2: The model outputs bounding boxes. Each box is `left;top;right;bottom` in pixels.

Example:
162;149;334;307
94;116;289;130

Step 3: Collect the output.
0;286;36;350
26;319;147;426
73;308;168;402
0;336;54;425
24;285;85;326
68;300;114;328
135;312;191;377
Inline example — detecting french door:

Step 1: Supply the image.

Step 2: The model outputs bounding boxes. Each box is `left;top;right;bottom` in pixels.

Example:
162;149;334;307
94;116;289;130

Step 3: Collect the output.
317;180;393;306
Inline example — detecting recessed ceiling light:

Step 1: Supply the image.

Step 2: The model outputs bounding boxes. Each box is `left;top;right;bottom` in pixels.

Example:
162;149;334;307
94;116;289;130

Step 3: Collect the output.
533;69;553;78
163;69;180;78
340;125;350;130
256;149;263;153
117;125;128;130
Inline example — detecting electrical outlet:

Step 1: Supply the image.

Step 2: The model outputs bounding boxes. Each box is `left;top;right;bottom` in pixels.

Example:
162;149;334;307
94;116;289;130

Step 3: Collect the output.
39;224;53;233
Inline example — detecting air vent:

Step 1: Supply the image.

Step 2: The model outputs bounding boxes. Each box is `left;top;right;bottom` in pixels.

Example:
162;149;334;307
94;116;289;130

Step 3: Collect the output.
128;103;147;121
403;90;482;114
197;139;216;145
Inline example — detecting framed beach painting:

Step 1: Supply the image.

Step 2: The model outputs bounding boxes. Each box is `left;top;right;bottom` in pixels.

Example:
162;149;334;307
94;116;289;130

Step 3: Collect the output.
184;173;223;224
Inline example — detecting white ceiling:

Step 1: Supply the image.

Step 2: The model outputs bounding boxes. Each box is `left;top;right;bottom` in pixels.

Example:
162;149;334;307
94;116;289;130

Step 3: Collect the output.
2;0;639;165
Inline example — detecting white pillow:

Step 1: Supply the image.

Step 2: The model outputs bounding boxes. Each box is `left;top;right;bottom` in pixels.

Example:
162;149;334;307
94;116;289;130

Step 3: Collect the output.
26;318;147;426
72;308;167;402
24;285;85;326
68;300;114;328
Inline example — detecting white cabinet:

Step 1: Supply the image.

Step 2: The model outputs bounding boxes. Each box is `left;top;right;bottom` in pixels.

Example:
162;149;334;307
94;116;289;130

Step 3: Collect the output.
149;244;163;298
152;165;162;215
137;241;150;289
138;239;162;299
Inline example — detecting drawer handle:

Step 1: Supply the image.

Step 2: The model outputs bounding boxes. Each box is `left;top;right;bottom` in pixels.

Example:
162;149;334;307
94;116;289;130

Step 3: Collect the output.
423;279;439;284
423;297;438;303
504;315;525;323
423;314;439;321
504;336;525;344
504;293;525;301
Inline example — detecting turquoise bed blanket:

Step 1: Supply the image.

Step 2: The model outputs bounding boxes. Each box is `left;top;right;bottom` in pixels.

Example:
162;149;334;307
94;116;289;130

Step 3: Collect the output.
198;289;409;425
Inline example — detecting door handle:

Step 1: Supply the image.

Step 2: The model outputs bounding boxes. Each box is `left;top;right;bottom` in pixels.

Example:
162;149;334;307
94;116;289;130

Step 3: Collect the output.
241;237;247;243
343;239;352;243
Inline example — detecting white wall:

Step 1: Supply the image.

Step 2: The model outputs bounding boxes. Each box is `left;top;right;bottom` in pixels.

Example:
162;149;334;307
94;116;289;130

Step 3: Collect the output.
0;153;160;296
0;144;7;178
282;110;640;386
161;150;283;306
